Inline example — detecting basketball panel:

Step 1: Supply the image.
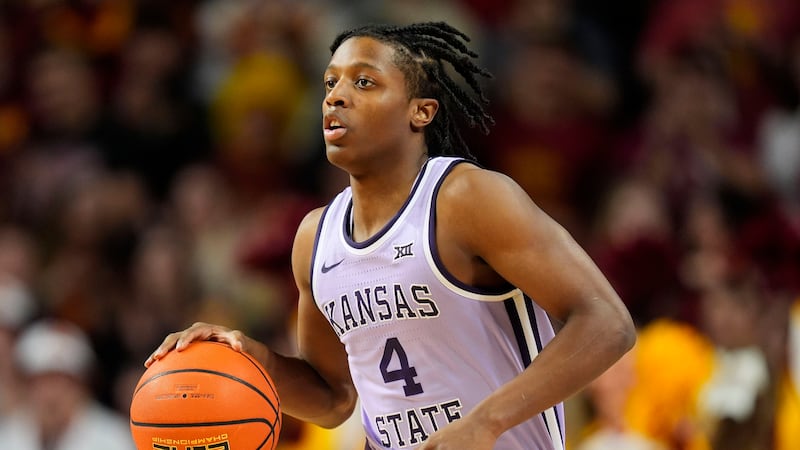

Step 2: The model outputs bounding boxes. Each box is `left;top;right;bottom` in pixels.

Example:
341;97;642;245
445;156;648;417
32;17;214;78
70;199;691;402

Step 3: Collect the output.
130;342;282;450
131;369;279;424
134;342;276;393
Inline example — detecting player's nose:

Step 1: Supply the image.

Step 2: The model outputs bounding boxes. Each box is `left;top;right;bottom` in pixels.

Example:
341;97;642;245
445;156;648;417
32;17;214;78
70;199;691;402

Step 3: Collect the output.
325;83;350;108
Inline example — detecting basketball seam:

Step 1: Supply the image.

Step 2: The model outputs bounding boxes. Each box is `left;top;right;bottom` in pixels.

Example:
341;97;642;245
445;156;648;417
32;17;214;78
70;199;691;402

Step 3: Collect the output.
130;418;273;428
134;368;279;416
240;352;281;405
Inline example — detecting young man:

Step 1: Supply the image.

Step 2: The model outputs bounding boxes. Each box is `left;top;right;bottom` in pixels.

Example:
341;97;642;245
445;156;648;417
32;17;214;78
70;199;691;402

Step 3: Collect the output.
147;22;636;450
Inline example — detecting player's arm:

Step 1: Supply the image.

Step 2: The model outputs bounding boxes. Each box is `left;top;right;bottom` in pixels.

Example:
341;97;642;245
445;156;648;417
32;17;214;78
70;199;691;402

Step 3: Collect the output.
428;164;636;446
145;208;357;429
275;206;358;427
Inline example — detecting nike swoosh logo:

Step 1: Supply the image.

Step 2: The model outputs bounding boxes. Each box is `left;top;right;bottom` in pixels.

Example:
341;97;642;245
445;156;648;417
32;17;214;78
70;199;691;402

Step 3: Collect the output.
321;258;345;273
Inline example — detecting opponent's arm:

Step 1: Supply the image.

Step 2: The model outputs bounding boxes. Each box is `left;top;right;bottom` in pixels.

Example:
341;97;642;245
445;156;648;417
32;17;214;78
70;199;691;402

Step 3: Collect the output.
422;165;636;448
145;208;357;428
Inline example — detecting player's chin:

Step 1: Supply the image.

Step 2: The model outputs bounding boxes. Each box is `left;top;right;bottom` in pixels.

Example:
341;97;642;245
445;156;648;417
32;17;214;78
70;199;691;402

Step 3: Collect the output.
327;151;368;177
325;144;353;166
324;133;352;149
325;141;343;152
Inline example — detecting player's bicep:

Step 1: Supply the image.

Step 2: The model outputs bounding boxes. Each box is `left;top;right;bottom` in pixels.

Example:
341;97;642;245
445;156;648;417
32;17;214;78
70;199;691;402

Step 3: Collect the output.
291;209;354;392
444;169;622;322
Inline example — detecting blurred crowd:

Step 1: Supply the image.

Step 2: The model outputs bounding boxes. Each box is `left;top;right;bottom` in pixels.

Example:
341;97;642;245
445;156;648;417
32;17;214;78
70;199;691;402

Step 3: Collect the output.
0;0;798;449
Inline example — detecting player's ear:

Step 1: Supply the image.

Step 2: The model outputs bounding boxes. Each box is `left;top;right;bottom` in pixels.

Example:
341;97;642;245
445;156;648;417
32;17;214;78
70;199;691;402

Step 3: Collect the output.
410;98;439;130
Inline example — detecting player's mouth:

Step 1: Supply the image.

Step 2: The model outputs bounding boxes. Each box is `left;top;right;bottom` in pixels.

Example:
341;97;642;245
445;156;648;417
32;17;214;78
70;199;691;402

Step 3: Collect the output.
323;113;348;141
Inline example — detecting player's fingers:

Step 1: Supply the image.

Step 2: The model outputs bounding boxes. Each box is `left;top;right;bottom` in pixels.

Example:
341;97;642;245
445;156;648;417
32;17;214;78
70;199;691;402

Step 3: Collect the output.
144;323;245;367
145;322;218;366
200;327;245;352
226;329;246;352
144;330;184;367
176;323;251;354
175;322;225;350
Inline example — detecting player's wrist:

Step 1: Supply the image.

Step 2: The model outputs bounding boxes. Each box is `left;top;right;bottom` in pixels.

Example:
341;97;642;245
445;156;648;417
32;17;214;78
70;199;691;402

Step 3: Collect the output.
464;403;506;441
241;336;272;370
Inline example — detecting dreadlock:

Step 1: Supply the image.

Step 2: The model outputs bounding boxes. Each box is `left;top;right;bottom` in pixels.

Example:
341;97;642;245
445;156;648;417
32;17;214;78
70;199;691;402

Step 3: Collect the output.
330;22;494;161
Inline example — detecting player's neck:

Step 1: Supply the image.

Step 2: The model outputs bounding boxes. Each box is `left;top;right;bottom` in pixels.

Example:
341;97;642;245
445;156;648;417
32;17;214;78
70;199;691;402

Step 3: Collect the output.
348;153;427;241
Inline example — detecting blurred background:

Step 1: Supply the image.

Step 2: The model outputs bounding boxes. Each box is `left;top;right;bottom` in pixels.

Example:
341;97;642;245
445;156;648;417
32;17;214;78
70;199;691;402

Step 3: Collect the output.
0;0;798;449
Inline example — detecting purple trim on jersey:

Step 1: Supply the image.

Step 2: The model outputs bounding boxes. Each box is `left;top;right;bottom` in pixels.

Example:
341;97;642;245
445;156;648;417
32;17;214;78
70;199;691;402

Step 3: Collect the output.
342;160;431;249
554;405;565;444
504;298;532;366
540;411;553;441
524;295;544;353
502;296;548;365
539;409;558;436
309;202;334;295
505;297;566;448
428;159;514;296
541;406;565;446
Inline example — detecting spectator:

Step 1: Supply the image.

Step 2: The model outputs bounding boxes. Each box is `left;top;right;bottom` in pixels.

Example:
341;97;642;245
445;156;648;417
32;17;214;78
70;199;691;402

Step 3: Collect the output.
776;296;800;450
575;348;665;450
0;224;40;418
696;274;775;449
8;47;104;230
99;22;212;202
758;33;800;226
610;319;715;450
589;178;682;326
0;319;135;450
612;44;765;225
478;34;615;240
0;277;36;418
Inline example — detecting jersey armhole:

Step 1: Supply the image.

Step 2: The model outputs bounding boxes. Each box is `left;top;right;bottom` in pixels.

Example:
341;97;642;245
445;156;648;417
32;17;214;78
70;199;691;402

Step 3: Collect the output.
423;159;516;301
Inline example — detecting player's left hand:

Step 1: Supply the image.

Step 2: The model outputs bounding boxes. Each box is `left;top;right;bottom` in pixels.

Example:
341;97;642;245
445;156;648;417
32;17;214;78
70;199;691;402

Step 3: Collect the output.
417;415;498;450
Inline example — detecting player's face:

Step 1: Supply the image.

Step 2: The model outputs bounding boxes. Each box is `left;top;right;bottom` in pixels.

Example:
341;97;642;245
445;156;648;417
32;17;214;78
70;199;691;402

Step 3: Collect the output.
322;37;418;171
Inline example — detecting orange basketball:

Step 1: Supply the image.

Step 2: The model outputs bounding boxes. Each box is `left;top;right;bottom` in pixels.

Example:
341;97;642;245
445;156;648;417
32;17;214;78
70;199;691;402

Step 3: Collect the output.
130;341;281;450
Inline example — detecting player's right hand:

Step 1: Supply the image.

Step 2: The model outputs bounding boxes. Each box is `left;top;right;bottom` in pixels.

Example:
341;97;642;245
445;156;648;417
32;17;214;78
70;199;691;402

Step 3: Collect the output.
145;322;247;367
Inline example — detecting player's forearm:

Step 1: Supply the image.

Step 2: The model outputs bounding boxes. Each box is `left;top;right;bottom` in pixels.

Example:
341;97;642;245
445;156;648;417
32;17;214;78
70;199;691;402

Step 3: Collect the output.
248;339;357;428
470;297;635;437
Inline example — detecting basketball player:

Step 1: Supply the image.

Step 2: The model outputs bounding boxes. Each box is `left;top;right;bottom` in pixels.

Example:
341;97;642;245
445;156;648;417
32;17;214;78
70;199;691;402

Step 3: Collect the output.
147;22;636;450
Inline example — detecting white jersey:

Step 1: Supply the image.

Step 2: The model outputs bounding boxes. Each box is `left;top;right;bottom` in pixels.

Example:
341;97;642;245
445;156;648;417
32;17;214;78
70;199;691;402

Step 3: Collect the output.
311;157;564;449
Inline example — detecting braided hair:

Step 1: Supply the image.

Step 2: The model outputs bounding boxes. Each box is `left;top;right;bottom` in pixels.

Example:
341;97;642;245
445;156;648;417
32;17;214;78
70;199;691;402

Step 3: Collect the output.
330;22;494;161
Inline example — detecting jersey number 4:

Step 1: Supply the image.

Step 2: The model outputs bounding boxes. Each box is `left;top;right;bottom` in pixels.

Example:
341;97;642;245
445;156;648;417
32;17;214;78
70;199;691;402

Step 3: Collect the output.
380;337;424;396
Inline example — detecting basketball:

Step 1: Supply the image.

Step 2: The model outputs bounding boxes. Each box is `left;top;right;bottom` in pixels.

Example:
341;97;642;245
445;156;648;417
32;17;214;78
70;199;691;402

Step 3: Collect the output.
130;341;281;450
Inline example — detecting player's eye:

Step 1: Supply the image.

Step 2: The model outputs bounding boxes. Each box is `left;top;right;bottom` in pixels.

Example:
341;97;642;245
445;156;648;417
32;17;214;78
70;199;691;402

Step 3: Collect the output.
324;78;337;90
355;78;374;88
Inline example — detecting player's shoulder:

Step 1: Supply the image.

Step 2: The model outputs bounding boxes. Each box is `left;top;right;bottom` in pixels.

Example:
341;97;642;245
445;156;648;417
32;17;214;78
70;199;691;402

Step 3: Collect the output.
295;206;327;241
292;206;327;282
439;161;522;205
